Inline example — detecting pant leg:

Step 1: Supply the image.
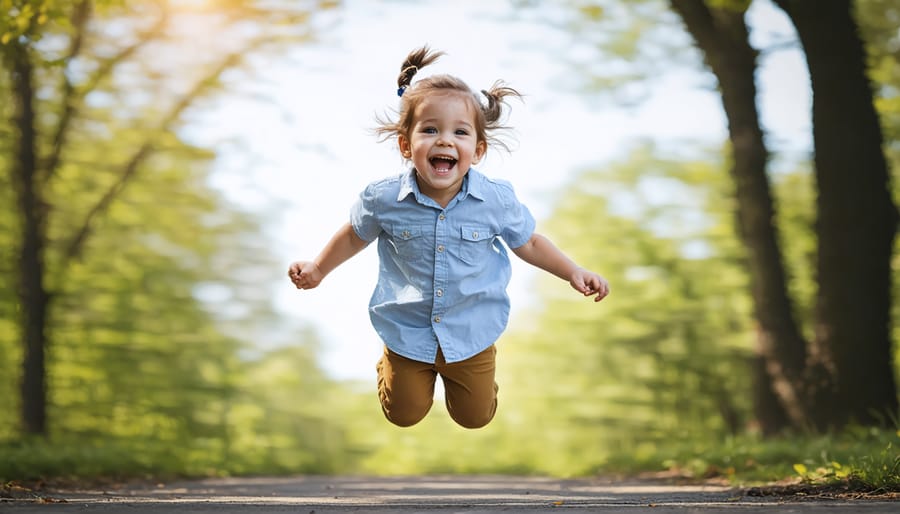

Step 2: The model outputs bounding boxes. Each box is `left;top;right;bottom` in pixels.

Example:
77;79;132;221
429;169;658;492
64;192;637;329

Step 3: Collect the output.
376;346;437;427
436;345;498;429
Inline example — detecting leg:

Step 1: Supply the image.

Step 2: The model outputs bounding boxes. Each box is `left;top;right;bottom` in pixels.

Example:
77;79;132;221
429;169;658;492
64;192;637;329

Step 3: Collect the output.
376;346;437;427
437;345;498;429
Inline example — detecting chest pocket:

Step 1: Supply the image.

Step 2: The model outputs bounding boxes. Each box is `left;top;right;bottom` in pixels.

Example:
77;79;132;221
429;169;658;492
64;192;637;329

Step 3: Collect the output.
389;225;425;259
458;225;496;265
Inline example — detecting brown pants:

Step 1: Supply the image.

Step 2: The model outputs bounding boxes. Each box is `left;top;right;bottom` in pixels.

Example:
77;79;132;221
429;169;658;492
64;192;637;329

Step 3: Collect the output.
376;345;498;429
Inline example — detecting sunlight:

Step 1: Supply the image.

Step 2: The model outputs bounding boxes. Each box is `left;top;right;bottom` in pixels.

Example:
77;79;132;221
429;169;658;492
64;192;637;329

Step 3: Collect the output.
167;0;214;13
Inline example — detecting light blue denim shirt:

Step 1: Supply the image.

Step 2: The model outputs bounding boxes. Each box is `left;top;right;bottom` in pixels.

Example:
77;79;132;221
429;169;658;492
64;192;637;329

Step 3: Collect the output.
350;168;536;364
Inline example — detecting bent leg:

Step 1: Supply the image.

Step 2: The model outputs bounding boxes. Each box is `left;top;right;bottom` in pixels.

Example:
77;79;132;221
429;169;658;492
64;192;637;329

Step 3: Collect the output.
438;345;498;429
376;346;436;427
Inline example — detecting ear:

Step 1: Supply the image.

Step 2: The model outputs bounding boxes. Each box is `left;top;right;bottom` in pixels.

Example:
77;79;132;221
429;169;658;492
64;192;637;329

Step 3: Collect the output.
472;140;487;164
398;134;412;158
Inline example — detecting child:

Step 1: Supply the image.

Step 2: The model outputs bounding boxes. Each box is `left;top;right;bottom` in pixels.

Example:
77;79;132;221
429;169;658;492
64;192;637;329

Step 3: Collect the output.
288;45;609;429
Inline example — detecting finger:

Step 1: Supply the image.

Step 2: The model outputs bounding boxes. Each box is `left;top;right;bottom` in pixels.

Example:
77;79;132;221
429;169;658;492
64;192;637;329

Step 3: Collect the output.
572;278;586;294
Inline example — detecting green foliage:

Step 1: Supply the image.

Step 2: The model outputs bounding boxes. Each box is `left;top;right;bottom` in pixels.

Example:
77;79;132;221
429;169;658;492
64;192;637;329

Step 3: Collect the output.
1;0;349;480
705;0;751;12
548;0;699;105
1;0;53;43
501;144;756;447
601;426;899;487
789;428;899;490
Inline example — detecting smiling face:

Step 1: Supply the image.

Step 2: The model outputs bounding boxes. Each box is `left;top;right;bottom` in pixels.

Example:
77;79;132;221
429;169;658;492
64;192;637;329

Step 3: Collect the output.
398;91;487;207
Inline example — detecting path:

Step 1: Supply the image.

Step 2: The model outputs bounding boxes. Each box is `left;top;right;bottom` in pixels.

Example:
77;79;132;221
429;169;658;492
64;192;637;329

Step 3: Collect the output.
2;475;896;512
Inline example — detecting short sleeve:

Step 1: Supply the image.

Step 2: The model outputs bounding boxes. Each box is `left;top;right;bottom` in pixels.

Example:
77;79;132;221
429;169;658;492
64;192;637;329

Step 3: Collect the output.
499;185;536;249
350;183;382;242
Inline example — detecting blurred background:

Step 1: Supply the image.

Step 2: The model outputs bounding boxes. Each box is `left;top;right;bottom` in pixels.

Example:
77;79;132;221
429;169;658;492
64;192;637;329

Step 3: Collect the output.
1;0;898;482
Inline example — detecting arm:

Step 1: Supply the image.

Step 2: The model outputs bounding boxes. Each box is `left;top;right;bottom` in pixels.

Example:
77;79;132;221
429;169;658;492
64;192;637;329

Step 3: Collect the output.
511;233;610;302
288;222;369;290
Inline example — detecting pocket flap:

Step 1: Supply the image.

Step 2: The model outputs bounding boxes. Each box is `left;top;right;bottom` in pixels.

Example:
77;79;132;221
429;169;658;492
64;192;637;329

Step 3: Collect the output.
391;226;423;240
460;226;491;242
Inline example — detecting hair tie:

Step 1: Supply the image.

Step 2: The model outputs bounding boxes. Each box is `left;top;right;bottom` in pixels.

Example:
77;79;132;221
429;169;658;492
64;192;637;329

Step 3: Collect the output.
397;65;419;96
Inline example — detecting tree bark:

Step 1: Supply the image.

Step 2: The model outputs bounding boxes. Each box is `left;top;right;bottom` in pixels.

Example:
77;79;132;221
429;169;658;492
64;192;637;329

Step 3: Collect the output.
774;0;898;429
7;41;50;435
669;0;809;435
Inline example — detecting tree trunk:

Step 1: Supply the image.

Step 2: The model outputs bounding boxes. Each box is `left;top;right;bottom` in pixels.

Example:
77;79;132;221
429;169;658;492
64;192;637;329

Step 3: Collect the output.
670;0;808;435
7;41;50;435
774;0;899;429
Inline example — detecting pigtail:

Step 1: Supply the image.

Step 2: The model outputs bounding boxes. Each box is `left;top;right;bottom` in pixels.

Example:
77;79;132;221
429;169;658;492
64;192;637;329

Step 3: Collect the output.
397;45;445;95
481;81;522;127
479;81;522;152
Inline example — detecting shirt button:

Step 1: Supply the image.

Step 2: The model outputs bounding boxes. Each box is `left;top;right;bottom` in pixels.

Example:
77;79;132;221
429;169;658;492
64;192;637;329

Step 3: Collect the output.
434;316;441;323
437;245;444;252
472;231;479;238
439;214;445;221
436;289;443;297
402;230;410;238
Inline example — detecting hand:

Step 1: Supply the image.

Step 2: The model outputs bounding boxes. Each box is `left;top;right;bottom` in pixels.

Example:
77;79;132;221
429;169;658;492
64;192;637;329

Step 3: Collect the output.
570;268;610;302
288;261;324;290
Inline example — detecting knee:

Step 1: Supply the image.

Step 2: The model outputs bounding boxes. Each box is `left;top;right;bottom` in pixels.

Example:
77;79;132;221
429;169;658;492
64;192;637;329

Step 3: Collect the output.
449;407;496;429
381;399;432;427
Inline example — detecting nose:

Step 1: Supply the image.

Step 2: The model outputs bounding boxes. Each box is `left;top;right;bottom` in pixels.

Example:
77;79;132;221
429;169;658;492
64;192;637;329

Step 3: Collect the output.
436;134;452;147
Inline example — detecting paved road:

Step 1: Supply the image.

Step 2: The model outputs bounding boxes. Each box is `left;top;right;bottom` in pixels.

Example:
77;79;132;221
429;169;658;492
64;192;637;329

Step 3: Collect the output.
2;475;896;512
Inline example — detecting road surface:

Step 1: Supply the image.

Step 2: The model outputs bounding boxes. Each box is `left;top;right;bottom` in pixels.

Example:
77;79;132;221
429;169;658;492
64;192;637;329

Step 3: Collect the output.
2;475;897;512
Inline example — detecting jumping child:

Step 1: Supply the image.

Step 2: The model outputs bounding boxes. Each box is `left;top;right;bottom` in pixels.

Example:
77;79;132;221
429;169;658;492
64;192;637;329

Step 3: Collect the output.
288;45;609;429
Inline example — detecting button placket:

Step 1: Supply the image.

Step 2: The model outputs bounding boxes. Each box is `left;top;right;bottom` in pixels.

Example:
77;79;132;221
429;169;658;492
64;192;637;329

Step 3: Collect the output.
432;209;447;330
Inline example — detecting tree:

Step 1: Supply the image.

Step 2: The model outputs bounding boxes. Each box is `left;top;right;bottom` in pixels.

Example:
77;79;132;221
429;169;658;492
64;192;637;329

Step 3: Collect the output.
666;0;807;434
553;0;898;433
672;0;898;430
2;0;327;435
772;0;898;429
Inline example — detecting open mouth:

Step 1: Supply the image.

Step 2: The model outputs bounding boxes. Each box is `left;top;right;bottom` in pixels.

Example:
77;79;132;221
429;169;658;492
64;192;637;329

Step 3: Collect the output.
429;155;457;172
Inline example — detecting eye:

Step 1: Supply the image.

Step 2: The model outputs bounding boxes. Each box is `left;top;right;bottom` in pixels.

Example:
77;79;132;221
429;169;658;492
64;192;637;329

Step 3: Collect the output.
455;129;470;136
421;126;437;134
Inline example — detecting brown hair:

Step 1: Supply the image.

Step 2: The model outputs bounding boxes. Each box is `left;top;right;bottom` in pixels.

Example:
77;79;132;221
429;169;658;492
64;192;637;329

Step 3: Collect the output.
375;45;522;154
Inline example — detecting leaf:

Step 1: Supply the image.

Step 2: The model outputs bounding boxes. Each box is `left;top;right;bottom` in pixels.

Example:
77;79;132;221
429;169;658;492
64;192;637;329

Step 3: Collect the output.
793;463;808;475
579;5;604;20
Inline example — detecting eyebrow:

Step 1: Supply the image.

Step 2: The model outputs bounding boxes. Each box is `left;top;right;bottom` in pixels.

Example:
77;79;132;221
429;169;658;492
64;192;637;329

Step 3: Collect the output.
420;118;475;129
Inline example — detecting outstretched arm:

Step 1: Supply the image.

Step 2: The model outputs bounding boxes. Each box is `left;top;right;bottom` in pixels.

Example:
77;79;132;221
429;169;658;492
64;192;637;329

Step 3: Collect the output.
511;233;610;302
288;222;369;290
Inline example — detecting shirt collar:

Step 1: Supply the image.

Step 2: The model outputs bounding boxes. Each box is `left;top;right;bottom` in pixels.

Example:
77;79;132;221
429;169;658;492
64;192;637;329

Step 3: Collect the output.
396;168;486;203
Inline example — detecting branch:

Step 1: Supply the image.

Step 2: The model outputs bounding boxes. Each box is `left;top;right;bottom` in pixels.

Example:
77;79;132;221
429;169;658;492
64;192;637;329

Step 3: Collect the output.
42;0;91;183
669;0;723;64
43;5;169;184
61;47;253;265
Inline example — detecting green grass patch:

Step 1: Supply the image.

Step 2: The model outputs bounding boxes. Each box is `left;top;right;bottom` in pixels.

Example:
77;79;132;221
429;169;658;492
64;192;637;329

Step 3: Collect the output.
2;427;897;494
600;426;900;491
0;434;336;483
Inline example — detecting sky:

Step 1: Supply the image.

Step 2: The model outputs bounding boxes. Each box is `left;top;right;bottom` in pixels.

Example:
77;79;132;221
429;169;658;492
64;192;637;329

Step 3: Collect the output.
186;0;811;380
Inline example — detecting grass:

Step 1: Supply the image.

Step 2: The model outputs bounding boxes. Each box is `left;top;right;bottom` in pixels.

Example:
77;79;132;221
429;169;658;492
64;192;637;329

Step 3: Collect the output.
1;427;898;495
600;426;900;493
